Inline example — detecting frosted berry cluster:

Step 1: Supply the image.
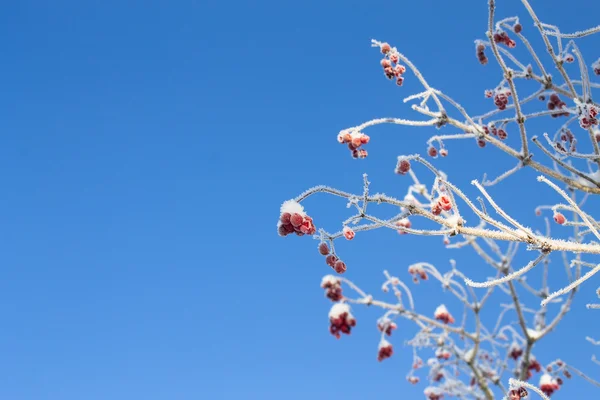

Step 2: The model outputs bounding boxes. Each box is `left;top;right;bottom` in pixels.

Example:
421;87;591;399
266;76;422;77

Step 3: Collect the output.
277;200;316;237
395;218;412;235
431;195;453;216
547;93;569;117
435;348;451;360
434;304;455;324
509;342;523;360
576;101;599;129
328;303;356;339
481;122;508;140
408;264;429;282
377;316;397;336
524;355;542;379
337;130;370;159
321;275;343;302
318;242;347;274
508;387;528;400
593;58;600;75
493;30;516;48
377;338;393;361
487;88;512;110
378;42;407;87
539;373;561;396
424;387;444;400
475;42;488;65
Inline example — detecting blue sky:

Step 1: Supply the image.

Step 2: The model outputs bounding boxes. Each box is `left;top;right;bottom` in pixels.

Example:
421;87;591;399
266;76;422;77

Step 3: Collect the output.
0;0;599;399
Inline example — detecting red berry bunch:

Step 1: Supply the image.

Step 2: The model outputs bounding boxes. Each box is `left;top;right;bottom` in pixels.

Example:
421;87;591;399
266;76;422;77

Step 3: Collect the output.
493;30;516;48
476;42;488;65
377;339;393;362
435;348;451;360
395;218;412;235
328;303;356;339
337;130;370;159
343;226;355;240
395;158;411;175
593;58;600;75
492;89;512;110
508;387;528;400
563;53;574;63
377;317;397;336
378;42;407;86
509;342;523;360
539;374;561;396
577;102;599;129
548;93;569;117
525;356;542;379
321;275;343;302
408;264;429;282
325;254;347;274
434;304;455;324
424;387;444;400
278;200;316;237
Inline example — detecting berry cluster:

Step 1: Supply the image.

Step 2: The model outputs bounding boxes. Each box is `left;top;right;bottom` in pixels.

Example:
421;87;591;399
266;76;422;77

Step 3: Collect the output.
525;355;542;379
476;42;488;65
577;102;599;129
508;387;528;400
592;58;600;75
493;30;516;48
318;242;347;273
547;93;569;117
491;89;512;110
337;130;370;159
408;264;429;282
562;53;574;63
321;275;343;302
378;42;407;86
424;387;444;400
328;303;356;339
395;158;411;175
431;195;453;216
428;146;439;157
481;123;509;141
435;348;451;360
377;339;393;361
278;200;316;237
509;342;523;360
434;304;455;324
377;316;397;336
539;373;561;396
396;218;412;235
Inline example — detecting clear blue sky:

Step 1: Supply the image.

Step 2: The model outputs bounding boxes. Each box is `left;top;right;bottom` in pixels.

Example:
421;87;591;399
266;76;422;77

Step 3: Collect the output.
0;0;599;399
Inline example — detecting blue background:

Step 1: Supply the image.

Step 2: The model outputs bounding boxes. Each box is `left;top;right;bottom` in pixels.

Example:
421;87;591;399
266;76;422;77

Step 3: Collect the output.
0;0;598;398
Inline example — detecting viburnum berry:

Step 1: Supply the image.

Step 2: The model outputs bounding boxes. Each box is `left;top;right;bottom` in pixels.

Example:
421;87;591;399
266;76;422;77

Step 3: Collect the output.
434;304;455;324
428;146;438;157
278;200;316;237
395;158;411;175
476;42;488;65
577;102;599;129
435;348;451;360
437;195;452;212
484;89;493;98
325;254;338;267
554;212;566;225
380;43;391;54
377;317;397;336
514;23;522;33
408;264;428;282
318;242;330;256
328;303;356;339
548;93;569;117
389;53;399;64
424;387;444;400
527;355;542;374
509;342;523;360
564;53;574;63
407;376;419;385
493;30;516;48
497;129;507;140
396;76;404;86
593;58;600;75
564;369;572;379
396;218;411;234
380;58;391;68
439;148;448;157
539;94;546;101
394;64;406;76
477;138;486;148
343;226;355;240
539;374;560;396
321;275;343;302
431;203;442;216
377;339;393;362
334;260;347;274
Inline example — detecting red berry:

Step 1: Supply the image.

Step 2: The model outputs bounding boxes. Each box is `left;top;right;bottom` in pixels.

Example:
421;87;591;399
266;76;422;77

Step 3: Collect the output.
439;148;448;157
290;213;304;227
326;254;338;267
396;76;404;86
514;23;522;33
380;59;391;68
380;43;391;54
318;243;330;255
396;159;411;175
334;260;347;274
428;146;438;157
554;213;566;225
438;195;452;212
280;212;291;224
